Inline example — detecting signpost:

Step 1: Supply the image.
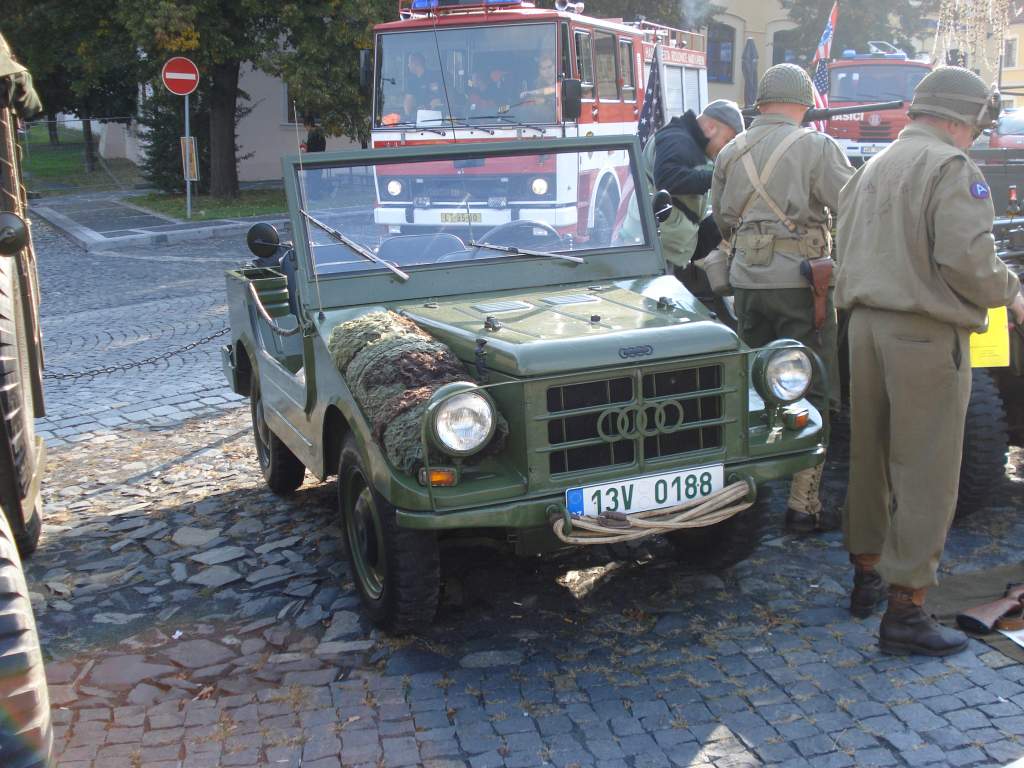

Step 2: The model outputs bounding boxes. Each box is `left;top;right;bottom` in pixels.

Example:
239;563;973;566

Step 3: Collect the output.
161;57;199;219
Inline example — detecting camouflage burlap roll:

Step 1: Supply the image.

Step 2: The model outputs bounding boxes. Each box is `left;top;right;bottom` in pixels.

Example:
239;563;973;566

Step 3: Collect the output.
327;311;505;473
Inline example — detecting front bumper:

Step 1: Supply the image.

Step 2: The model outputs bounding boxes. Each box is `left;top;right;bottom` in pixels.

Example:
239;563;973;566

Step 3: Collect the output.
395;446;823;531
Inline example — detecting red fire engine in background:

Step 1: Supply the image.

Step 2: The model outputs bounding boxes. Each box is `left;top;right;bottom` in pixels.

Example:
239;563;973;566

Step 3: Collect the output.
360;0;707;240
823;42;931;165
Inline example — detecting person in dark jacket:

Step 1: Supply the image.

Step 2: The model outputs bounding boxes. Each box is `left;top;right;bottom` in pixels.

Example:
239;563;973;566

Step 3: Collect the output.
302;116;326;153
649;100;744;274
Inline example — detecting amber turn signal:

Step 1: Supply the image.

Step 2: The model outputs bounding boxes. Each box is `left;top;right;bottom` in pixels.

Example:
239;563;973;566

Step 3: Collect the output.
418;467;458;487
783;408;810;430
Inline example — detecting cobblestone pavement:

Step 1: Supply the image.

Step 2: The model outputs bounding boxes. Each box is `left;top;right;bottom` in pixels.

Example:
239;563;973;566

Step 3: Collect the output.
28;222;1024;768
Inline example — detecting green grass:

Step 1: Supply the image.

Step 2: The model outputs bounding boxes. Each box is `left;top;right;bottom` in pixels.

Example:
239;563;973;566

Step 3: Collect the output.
128;188;287;221
20;123;142;194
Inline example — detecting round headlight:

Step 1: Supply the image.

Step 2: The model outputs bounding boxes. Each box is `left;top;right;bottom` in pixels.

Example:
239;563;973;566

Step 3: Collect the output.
765;349;812;403
530;177;549;196
433;390;495;455
386;179;403;197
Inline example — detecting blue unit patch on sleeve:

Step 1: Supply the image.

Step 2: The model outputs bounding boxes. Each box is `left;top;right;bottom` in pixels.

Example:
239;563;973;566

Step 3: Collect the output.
566;488;584;516
970;181;990;200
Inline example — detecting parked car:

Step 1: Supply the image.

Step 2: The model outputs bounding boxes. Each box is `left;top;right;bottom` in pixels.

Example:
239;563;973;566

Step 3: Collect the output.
990;109;1024;149
222;136;828;631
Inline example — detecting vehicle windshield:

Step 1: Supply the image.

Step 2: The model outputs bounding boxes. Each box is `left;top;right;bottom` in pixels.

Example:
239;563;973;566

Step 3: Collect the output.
376;24;559;128
996;110;1024;135
830;64;929;103
295;144;648;277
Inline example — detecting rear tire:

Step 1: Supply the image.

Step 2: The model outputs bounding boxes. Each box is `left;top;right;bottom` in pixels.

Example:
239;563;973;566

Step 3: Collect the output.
338;435;439;632
667;492;765;570
250;374;305;494
956;369;1009;518
0;510;52;768
13;501;41;558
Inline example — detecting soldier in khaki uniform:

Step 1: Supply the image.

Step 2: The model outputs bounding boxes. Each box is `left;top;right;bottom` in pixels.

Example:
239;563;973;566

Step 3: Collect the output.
836;66;1024;656
711;63;853;533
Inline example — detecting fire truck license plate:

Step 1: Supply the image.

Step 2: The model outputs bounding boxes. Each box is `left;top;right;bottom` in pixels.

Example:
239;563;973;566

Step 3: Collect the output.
566;465;723;518
440;212;482;223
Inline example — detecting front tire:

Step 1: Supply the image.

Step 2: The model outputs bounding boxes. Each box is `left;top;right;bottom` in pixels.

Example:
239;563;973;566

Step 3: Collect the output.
250;374;305;494
338;435;439;632
956;369;1009;518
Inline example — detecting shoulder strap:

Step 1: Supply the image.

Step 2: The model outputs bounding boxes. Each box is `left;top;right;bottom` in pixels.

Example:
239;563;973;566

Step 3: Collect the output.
735;128;814;233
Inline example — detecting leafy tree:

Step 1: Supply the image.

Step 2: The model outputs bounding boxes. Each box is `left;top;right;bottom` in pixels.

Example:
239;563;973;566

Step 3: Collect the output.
778;0;940;60
138;86;211;194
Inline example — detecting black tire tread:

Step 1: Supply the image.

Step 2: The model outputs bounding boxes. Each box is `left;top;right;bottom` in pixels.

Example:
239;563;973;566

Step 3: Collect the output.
666;492;766;571
250;374;305;495
339;435;439;633
0;511;52;768
957;369;1009;518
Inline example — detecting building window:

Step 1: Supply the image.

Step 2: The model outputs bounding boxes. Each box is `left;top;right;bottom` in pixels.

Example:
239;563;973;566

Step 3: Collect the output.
1006;38;1018;69
772;29;801;66
708;23;735;83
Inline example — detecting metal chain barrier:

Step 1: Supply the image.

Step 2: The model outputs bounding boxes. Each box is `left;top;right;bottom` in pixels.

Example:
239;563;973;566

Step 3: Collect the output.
42;326;230;381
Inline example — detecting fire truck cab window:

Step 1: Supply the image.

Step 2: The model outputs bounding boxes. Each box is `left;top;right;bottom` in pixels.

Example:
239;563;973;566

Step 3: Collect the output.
575;31;595;99
619;39;636;101
376;24;558;127
829;65;928;103
595;33;618;101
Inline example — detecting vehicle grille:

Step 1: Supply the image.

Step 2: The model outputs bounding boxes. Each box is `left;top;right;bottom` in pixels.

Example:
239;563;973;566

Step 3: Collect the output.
858;123;891;141
544;365;725;476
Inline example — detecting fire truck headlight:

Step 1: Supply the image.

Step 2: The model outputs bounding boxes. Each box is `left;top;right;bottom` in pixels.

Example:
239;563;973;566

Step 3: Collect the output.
386;179;403;197
531;177;549;196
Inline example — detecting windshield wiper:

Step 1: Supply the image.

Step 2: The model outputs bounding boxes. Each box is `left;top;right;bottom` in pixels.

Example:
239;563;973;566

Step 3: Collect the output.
300;209;410;282
470;115;548;135
468;240;583;264
378;120;447;136
419;116;495;135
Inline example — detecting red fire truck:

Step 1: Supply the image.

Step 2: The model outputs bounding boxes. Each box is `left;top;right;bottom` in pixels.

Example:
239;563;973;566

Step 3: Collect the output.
361;0;707;240
823;43;931;164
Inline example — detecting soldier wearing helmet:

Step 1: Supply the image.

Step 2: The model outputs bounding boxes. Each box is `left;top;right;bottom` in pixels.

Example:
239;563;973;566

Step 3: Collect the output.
836;66;1024;656
711;62;853;534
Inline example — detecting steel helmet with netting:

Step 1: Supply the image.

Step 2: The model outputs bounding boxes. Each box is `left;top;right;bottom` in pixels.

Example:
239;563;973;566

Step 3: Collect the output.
908;66;999;129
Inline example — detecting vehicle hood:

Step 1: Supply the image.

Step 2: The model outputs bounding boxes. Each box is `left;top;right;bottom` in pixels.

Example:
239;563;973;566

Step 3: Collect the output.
391;275;741;377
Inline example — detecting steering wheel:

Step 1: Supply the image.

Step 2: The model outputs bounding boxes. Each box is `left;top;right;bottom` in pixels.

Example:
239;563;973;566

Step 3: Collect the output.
476;219;562;248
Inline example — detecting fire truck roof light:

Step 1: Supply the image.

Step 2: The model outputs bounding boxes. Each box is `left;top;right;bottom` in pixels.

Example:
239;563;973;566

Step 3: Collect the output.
410;0;523;8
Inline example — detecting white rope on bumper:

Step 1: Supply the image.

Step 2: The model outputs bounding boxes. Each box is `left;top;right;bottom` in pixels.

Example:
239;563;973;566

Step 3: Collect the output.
551;479;755;545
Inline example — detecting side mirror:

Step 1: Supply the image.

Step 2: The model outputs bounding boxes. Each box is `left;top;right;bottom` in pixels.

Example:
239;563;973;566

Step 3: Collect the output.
653;190;673;223
247;222;281;260
359;50;373;95
561;79;582;122
0;212;28;256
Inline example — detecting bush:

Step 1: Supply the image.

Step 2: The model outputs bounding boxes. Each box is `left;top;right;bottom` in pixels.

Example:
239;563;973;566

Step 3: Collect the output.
137;86;211;194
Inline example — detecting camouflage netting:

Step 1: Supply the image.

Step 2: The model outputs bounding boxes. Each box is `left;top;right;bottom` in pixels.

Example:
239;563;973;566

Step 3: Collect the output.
328;311;507;473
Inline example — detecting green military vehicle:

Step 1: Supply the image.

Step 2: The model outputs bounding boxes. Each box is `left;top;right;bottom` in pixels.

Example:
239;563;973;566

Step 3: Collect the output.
223;136;827;631
0;33;53;768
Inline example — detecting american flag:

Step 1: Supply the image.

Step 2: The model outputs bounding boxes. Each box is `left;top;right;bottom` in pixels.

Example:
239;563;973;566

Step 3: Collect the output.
637;45;664;149
810;2;839;132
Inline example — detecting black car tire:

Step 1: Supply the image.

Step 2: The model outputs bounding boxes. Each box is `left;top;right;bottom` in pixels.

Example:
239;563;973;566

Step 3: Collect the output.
956;368;1009;518
338;434;439;632
0;259;41;559
666;493;765;571
0;510;52;768
250;374;305;494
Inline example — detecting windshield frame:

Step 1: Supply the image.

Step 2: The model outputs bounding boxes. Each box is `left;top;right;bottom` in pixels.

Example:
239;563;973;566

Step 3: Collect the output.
282;136;662;309
373;22;560;129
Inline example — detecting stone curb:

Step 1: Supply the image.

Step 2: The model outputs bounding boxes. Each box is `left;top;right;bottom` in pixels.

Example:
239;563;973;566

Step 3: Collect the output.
33;205;289;252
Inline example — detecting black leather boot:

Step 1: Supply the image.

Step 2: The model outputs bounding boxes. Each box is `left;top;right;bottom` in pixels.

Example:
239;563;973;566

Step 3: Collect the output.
879;586;968;657
849;553;886;618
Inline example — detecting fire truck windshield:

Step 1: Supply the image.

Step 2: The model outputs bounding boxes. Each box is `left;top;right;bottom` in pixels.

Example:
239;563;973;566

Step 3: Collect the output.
376;24;558;128
830;64;928;103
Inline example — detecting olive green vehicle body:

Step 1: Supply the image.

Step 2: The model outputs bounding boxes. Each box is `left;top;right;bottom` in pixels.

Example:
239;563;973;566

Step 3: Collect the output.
222;136;823;553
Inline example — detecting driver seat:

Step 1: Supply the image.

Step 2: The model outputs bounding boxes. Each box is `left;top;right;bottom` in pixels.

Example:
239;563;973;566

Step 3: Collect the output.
376;233;465;266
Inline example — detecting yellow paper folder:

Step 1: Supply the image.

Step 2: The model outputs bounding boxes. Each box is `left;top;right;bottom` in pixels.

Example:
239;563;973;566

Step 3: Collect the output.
970;306;1010;368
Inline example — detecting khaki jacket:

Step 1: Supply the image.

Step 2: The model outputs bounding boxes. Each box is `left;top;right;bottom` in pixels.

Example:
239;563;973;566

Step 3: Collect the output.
711;114;853;289
835;122;1020;331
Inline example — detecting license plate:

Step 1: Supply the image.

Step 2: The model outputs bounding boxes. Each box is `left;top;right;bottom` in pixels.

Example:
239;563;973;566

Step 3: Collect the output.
566;465;724;518
862;145;881;155
440;212;482;223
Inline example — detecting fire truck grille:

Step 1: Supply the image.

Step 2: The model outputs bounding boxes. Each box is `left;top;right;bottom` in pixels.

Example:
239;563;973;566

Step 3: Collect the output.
858;123;892;141
413;177;510;203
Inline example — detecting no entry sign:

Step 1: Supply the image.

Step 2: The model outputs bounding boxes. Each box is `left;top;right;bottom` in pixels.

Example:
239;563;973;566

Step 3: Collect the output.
161;57;199;96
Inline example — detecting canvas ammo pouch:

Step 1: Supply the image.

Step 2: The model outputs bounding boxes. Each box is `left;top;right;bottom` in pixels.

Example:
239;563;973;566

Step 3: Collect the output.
701;246;733;296
734;233;776;266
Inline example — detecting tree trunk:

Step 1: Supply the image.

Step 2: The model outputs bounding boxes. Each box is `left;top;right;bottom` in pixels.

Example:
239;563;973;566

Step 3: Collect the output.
208;61;240;199
81;117;96;173
46;113;59;146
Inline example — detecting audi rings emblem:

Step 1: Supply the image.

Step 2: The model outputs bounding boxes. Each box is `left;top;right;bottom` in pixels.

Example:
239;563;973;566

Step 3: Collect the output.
618;345;653;359
597;402;688;441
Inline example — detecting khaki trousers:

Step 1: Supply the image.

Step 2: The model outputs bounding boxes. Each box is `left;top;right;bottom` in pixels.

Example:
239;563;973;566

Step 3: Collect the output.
843;307;972;588
733;287;840;417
